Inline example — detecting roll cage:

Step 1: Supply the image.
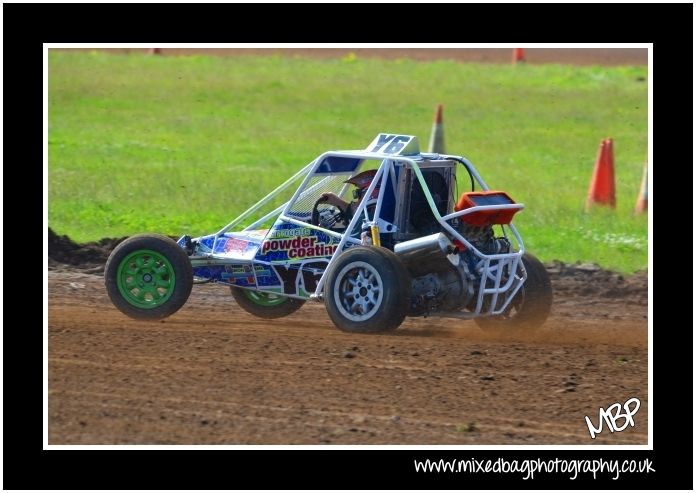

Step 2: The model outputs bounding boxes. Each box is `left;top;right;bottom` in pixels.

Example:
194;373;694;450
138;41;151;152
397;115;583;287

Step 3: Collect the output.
182;134;527;317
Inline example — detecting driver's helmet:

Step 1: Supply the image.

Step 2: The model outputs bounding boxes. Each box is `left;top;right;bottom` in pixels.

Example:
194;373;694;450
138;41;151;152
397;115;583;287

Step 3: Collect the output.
344;169;380;201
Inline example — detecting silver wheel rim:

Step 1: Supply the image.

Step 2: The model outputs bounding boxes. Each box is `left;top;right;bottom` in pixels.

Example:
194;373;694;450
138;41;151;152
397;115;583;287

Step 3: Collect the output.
333;261;384;322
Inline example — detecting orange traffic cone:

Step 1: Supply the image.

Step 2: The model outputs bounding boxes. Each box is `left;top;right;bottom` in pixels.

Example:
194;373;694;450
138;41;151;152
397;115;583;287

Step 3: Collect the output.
586;138;616;210
512;48;525;64
149;48;162;55
634;160;648;213
428;104;446;153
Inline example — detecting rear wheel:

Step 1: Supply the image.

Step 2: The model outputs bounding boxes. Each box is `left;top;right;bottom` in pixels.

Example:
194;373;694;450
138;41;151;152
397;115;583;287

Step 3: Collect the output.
475;253;552;333
230;287;305;319
105;234;193;320
324;246;410;333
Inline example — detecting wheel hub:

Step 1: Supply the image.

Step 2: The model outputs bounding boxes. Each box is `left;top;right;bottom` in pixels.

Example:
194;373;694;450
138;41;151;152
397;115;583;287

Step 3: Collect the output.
116;249;175;309
333;261;384;322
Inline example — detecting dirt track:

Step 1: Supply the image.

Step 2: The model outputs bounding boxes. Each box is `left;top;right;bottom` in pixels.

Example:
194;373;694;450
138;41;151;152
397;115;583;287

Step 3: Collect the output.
48;251;648;444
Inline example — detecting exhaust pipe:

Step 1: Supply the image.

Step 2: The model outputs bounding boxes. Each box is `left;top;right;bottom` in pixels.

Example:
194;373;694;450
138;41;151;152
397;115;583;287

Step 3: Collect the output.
394;233;459;277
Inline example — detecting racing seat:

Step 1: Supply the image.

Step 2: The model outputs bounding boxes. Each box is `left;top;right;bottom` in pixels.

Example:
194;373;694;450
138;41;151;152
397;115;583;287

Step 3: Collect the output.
408;169;449;235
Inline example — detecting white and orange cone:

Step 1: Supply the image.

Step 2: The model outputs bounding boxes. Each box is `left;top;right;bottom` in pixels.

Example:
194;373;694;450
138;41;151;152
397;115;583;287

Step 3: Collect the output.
428;103;446;154
634;160;648;214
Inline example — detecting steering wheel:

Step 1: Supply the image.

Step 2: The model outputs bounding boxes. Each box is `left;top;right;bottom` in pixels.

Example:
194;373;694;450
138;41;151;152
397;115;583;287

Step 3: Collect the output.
311;197;346;228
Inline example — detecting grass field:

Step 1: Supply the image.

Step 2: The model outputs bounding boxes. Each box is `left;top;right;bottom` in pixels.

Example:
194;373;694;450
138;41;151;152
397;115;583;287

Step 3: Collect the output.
48;51;648;272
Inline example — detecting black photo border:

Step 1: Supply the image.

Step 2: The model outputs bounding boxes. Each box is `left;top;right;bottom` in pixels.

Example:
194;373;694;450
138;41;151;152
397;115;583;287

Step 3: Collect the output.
9;2;691;490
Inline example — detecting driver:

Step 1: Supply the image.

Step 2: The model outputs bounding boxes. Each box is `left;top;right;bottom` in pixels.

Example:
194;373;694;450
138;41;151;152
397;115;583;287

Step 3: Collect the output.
319;169;380;225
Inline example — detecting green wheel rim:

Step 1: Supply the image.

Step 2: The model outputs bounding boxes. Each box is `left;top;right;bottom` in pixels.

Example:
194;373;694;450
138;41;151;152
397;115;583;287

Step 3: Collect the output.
116;249;176;309
243;290;288;307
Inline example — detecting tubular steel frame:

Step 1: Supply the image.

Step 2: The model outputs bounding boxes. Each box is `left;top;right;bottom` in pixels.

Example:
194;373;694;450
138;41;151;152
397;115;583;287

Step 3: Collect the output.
188;150;527;317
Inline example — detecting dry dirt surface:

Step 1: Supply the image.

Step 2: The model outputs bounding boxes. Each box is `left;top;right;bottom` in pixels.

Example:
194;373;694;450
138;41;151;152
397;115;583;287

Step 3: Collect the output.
48;232;648;445
77;48;648;66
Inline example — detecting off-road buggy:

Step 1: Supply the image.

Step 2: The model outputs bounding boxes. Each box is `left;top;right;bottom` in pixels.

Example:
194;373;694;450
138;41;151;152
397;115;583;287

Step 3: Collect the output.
105;134;552;333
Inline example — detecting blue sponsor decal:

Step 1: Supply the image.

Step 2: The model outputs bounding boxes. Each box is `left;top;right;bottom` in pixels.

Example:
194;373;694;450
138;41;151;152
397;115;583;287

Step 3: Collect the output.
199;236;215;253
213;236;260;257
254;263;281;287
193;265;226;280
193;263;261;287
224;264;256;287
192;259;326;298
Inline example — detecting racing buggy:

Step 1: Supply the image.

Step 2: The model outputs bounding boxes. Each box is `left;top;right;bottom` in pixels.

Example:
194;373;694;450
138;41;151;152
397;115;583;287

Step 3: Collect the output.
105;134;552;333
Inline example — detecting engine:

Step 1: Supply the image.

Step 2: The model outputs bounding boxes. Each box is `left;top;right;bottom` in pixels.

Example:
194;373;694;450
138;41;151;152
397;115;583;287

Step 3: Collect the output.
393;224;513;316
394;233;474;316
456;223;511;275
458;223;510;255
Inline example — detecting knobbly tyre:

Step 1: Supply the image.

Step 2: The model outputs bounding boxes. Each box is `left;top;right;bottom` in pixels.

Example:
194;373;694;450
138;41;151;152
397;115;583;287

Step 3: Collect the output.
105;134;552;334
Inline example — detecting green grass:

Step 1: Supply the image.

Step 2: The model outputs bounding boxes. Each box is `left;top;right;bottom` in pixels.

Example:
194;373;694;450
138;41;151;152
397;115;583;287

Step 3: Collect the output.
48;50;648;272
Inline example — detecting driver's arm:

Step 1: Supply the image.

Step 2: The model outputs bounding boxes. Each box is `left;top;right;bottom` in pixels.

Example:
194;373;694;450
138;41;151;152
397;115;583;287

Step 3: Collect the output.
319;193;361;224
320;192;350;210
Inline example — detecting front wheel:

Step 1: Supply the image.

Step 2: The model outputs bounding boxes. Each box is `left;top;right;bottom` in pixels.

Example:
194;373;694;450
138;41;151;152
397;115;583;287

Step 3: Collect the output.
105;234;193;320
474;252;553;333
324;246;410;333
230;287;305;319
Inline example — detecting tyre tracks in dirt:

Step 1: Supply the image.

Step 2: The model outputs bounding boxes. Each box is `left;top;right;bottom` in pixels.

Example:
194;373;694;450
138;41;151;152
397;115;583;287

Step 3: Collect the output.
48;271;648;445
